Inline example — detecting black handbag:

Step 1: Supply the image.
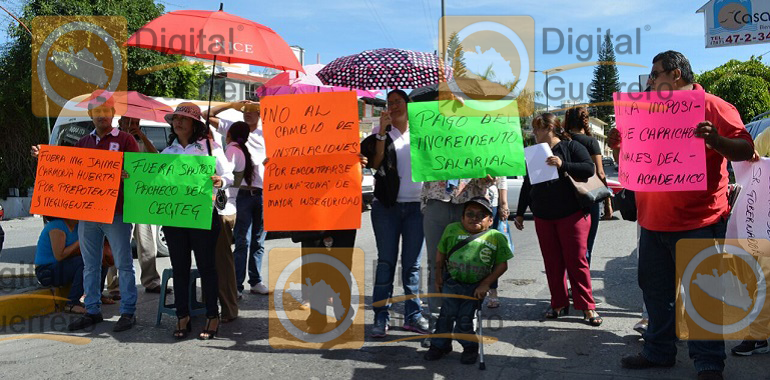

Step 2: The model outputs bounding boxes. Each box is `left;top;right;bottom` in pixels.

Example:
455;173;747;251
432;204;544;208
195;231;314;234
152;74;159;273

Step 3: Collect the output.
562;141;613;208
615;188;637;221
205;139;227;211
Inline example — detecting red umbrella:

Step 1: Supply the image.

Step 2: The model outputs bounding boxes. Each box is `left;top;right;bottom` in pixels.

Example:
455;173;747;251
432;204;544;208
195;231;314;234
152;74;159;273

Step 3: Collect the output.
125;5;302;71
76;90;172;123
125;4;303;111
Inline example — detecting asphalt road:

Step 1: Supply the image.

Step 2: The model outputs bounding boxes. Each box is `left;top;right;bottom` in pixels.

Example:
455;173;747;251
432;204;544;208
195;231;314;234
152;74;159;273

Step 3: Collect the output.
0;210;767;379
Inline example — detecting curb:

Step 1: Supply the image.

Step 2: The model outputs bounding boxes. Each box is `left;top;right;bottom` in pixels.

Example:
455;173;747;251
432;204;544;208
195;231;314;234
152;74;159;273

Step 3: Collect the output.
0;286;69;327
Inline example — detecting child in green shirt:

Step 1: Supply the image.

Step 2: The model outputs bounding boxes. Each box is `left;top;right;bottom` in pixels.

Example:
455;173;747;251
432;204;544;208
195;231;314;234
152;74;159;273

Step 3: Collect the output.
424;197;513;364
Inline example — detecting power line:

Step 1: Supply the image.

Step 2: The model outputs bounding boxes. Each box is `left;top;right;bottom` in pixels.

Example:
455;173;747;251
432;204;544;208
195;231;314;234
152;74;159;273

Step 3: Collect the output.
364;0;397;48
420;0;436;50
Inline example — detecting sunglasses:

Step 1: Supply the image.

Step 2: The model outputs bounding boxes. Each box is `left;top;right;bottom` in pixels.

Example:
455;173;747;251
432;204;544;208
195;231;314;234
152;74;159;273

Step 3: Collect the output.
464;211;490;220
649;68;673;80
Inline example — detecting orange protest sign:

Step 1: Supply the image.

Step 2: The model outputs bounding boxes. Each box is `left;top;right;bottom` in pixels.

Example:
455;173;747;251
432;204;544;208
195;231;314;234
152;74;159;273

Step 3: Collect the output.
261;91;360;158
263;153;362;231
262;91;362;231
30;145;123;223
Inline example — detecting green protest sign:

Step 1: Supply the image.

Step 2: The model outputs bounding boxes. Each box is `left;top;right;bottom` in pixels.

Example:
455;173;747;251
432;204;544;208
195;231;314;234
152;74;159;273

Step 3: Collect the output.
122;152;216;229
408;100;526;181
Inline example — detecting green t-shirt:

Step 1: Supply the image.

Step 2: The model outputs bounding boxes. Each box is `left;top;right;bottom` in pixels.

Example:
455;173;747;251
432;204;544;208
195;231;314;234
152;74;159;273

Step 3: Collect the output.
438;222;514;284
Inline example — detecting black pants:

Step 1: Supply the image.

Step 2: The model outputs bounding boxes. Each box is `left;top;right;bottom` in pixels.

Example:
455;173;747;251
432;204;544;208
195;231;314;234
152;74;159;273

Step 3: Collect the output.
164;211;221;319
299;230;357;328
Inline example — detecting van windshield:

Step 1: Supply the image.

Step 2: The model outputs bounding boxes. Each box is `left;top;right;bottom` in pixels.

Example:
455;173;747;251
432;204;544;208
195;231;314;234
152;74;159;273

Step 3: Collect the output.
57;121;95;146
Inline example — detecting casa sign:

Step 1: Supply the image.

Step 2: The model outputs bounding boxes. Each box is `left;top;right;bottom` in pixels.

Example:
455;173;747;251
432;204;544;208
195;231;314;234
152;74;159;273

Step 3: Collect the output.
697;0;770;48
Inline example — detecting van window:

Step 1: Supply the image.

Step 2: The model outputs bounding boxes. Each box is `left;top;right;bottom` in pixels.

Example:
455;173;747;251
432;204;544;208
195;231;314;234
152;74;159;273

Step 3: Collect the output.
57;122;94;146
142;126;169;151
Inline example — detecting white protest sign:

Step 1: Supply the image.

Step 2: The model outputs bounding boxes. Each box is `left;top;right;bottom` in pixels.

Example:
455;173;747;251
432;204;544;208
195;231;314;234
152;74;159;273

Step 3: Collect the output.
524;143;559;185
726;158;770;256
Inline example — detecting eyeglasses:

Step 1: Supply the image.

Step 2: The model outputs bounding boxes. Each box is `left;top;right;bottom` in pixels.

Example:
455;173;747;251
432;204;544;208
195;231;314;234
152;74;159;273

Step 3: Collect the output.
387;99;406;107
649;68;673;81
464;211;490;220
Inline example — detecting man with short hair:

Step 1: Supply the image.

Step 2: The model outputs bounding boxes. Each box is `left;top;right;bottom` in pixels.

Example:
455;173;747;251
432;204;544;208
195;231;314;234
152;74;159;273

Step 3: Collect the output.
620;51;754;380
205;100;268;297
52;95;140;332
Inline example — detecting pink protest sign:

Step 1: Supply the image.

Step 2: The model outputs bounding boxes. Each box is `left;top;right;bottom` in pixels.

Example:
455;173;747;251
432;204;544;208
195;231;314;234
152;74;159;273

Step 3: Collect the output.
612;90;706;191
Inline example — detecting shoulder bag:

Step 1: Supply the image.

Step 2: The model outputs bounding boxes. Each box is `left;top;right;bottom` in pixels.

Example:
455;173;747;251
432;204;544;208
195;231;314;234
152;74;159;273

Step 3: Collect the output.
561;140;612;209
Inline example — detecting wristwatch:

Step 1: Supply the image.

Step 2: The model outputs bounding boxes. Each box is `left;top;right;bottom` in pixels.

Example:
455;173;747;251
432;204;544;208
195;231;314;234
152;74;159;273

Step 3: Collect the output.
375;133;387;141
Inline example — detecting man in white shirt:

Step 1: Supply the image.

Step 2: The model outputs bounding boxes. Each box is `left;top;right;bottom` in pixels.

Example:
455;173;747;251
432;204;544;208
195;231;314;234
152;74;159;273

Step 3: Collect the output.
205;101;269;296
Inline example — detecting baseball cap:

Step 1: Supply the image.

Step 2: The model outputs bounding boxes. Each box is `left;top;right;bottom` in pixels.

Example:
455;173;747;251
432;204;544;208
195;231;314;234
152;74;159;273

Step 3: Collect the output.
464;196;494;216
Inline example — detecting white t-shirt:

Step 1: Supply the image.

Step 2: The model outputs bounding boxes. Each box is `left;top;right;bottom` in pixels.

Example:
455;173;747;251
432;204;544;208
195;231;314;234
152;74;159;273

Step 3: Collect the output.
371;126;421;203
223;142;247;216
218;118;265;188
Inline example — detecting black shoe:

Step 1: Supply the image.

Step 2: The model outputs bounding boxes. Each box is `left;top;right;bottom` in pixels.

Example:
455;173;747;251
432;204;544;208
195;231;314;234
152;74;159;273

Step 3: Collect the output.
113;314;136;332
544;306;569;319
620;353;675;369
460;347;479;365
68;313;103;331
697;370;723;380
424;346;451;361
731;339;769;356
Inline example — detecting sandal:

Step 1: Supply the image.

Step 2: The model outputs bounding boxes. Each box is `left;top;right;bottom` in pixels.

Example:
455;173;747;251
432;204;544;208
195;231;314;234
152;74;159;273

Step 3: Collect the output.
199;317;219;340
174;316;191;339
544;306;569;319
584;310;603;326
64;303;86;314
100;296;116;305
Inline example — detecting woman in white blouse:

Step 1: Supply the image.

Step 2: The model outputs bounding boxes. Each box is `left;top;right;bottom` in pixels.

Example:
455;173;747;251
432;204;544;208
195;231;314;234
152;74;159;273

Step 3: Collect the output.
161;103;233;340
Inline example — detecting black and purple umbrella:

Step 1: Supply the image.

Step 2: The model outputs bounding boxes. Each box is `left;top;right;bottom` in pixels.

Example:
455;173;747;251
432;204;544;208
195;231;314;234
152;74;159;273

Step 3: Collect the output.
316;48;453;90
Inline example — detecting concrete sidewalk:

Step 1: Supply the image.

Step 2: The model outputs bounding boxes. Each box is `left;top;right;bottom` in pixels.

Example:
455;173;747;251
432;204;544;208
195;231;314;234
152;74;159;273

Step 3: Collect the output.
0;216;767;379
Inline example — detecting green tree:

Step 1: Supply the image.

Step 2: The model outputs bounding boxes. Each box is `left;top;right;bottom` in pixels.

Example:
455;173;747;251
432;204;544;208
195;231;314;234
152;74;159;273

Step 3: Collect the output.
0;0;207;198
588;33;620;128
446;32;467;78
696;57;770;123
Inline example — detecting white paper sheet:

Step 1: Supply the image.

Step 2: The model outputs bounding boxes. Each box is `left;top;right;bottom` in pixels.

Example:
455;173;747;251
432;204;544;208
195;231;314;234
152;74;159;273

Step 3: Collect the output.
524;143;559;185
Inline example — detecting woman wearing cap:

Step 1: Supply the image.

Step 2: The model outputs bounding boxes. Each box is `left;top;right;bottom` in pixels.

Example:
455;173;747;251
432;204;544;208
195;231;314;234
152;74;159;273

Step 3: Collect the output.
514;113;602;326
161;102;234;339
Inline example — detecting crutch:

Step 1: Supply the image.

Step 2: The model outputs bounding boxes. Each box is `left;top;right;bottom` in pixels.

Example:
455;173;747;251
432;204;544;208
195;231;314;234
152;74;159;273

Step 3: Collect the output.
476;300;486;370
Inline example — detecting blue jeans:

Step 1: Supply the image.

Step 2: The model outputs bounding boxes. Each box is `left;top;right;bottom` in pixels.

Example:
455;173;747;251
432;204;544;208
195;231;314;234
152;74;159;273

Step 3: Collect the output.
371;200;424;323
79;213;136;315
233;188;267;291
431;277;480;351
638;219;727;372
586;203;600;266
35;257;84;305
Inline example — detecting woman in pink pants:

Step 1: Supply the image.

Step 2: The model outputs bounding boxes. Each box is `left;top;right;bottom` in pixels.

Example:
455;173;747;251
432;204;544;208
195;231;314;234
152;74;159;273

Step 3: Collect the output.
514;113;602;326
